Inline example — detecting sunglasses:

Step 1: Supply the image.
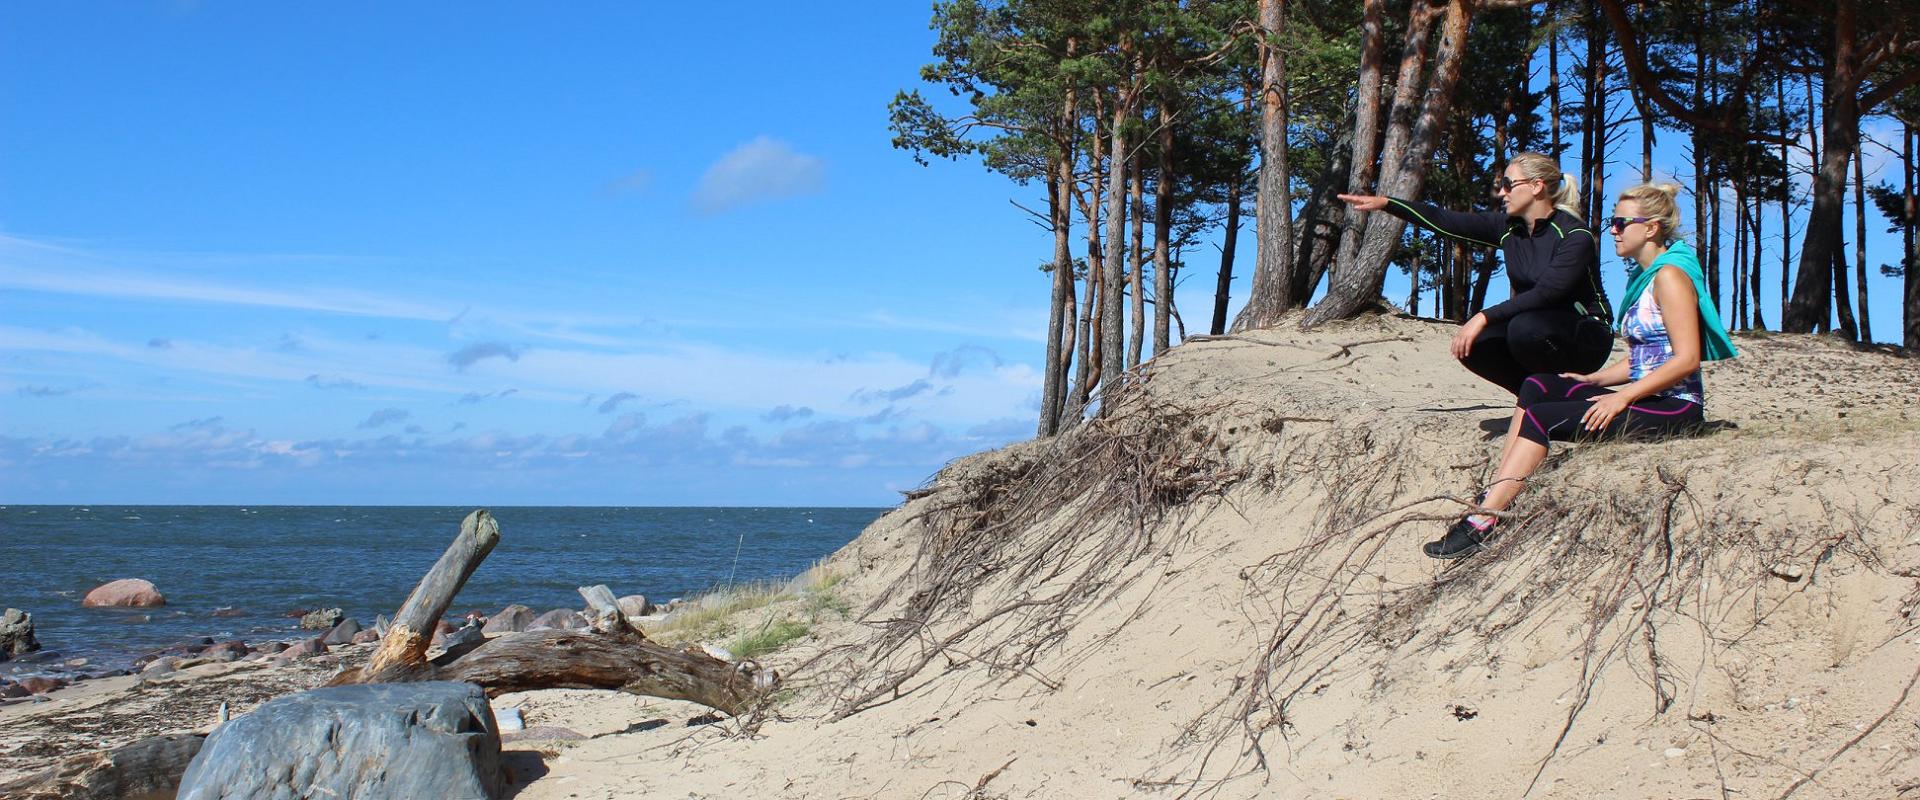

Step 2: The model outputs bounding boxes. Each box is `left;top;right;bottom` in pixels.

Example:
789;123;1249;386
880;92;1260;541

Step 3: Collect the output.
1607;216;1653;233
1493;176;1540;193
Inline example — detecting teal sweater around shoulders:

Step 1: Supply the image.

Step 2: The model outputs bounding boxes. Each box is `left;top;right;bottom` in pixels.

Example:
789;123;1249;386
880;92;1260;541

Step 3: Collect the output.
1614;239;1737;362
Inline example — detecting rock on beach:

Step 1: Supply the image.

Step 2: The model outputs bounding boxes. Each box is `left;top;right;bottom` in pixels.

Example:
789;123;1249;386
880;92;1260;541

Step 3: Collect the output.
528;609;586;631
481;604;534;635
81;578;167;608
176;681;505;800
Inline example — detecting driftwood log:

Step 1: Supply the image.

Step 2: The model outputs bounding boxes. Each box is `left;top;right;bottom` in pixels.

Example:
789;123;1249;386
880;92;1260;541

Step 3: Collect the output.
328;509;773;716
0;732;206;800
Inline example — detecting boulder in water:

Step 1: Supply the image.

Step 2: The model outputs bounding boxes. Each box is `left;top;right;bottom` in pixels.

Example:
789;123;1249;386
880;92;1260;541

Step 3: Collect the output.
1;608;39;660
299;607;344;630
176;681;504;800
351;630;380;644
81;579;166;608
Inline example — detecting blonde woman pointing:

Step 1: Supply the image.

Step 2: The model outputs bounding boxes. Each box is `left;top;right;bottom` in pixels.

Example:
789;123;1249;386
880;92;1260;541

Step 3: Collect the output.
1338;152;1613;395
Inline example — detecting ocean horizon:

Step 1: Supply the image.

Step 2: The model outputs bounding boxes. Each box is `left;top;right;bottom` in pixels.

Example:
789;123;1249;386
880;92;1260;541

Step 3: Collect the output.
0;504;885;676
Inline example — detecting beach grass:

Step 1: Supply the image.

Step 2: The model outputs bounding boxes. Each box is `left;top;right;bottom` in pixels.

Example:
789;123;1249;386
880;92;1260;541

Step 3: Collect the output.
640;562;845;657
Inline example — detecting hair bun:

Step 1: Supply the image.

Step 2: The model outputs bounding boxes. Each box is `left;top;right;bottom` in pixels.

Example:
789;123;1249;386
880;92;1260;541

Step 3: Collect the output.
1653;183;1682;198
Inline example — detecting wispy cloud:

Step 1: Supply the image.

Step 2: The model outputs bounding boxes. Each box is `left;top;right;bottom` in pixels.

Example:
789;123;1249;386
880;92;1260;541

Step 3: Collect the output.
597;392;639;414
16;385;78;397
457;389;517;404
929;345;1005;378
306;373;366;390
763;404;814;422
357;408;411;429
607;167;653;195
691;136;825;214
446;342;522;370
852;378;933;405
0;238;449;321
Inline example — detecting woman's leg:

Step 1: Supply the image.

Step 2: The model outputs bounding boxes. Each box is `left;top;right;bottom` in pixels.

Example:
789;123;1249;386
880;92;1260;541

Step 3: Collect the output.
1505;309;1616;378
1458;318;1530;396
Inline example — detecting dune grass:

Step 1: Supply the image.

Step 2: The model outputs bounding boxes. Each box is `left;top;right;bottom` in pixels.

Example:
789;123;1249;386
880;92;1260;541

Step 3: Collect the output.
640;563;848;659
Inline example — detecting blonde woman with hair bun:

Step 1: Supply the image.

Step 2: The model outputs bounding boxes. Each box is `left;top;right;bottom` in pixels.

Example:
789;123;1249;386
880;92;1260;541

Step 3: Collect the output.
1338;151;1613;396
1423;182;1739;560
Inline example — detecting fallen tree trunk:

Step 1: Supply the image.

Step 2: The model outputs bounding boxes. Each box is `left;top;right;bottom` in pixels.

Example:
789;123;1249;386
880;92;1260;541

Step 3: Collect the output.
0;732;205;800
329;509;774;718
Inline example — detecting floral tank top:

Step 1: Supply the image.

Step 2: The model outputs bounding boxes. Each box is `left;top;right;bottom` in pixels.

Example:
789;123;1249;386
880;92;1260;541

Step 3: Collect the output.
1621;282;1704;405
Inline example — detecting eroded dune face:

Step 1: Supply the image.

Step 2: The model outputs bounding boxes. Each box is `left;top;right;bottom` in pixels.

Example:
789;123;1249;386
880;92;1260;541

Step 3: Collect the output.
631;317;1913;800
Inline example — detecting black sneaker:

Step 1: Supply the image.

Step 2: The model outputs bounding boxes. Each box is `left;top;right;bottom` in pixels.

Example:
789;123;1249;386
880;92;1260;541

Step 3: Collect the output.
1424;516;1495;560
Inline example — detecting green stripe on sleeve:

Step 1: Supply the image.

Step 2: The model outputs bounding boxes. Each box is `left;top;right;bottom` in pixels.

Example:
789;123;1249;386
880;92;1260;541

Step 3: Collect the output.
1387;199;1500;248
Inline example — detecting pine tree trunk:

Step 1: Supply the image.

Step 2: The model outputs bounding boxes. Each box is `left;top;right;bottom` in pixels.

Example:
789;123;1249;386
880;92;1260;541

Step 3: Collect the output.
1548;0;1562;155
1751;190;1767;330
1308;0;1467;326
1326;0;1393;304
1906;121;1919;349
1853;135;1871;342
1128;146;1146;367
1733;192;1747;330
1212;176;1241;335
1153;97;1174;354
1040;72;1079;438
1777;75;1795;333
1786;3;1860;333
1100;79;1133;408
1580;1;1601;226
1695;24;1716;310
1233;0;1299;330
1832;227;1859;340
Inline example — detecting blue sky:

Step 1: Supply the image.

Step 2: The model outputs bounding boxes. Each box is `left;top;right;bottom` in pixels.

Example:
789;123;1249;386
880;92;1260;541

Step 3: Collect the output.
1;3;1908;505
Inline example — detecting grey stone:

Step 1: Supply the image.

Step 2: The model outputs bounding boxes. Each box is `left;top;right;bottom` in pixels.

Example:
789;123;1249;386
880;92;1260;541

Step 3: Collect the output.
282;637;326;659
616;594;653;618
177;681;503;800
438;624;485;659
527;609;585;631
323;618;363;646
480;604;534;635
203;641;249;662
299;607;345;630
1;608;40;660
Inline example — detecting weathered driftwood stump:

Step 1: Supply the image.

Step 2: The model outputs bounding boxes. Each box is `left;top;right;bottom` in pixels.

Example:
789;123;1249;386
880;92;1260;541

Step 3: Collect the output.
0;733;206;800
328;509;774;717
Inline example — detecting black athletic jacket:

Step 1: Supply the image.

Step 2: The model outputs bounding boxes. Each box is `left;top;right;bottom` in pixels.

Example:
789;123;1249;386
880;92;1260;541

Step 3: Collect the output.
1381;198;1610;323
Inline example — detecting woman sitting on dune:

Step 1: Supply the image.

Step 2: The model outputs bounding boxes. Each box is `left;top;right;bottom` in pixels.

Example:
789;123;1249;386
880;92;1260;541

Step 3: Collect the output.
1425;183;1738;560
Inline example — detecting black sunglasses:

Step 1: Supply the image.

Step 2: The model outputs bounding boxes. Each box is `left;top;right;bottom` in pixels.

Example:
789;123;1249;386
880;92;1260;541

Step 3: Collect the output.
1493;176;1548;193
1607;216;1653;233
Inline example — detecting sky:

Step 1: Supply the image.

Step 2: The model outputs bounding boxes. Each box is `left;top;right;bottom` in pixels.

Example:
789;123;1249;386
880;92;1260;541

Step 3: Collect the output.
1;3;1909;506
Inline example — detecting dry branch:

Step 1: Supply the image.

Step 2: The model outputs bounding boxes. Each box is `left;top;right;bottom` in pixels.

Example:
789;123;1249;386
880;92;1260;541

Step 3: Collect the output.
329;509;774;718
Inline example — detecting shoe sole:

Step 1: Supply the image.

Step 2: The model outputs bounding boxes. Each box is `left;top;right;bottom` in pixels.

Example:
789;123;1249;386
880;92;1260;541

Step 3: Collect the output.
1423;540;1484;560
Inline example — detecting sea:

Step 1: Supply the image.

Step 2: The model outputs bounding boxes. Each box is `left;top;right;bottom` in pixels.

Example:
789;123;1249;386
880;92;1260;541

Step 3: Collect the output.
0;505;885;678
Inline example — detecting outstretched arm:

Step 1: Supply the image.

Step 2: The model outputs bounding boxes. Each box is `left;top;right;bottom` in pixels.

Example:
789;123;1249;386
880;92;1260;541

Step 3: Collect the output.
1336;194;1507;248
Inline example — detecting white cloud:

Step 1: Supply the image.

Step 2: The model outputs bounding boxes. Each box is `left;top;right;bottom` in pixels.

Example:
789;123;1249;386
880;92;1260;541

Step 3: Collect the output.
691;136;826;214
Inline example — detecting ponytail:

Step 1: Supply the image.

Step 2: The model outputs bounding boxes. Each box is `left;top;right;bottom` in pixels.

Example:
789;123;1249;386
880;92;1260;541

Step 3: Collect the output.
1552;172;1583;220
1508;152;1583;221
